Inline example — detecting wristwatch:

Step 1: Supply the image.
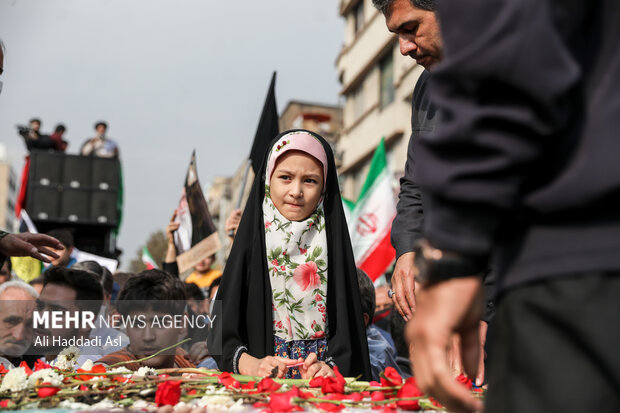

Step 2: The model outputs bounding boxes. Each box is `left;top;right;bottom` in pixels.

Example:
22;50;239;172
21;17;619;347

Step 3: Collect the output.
413;238;486;286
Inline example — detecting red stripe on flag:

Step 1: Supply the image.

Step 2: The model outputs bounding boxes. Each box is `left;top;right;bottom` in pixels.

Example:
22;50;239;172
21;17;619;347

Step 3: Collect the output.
15;155;30;218
359;230;395;281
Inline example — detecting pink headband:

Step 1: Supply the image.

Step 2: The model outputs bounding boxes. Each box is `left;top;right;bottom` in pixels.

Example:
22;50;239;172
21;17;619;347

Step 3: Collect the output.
265;131;328;188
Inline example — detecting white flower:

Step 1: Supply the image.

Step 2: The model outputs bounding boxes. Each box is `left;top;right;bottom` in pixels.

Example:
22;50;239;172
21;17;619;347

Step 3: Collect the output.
192;395;237;409
28;368;63;388
80;359;94;371
133;366;156;377
0;367;29;392
53;346;81;370
59;399;90;410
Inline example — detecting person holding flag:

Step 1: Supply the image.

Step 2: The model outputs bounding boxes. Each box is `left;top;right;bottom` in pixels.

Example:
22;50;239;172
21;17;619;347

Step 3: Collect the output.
162;152;222;289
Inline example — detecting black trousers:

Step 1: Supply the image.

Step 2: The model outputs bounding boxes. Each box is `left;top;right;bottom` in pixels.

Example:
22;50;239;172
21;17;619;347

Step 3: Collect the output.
486;271;620;413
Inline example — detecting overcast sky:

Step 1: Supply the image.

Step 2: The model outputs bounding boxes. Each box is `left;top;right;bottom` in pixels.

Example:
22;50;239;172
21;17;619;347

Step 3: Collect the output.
0;0;345;268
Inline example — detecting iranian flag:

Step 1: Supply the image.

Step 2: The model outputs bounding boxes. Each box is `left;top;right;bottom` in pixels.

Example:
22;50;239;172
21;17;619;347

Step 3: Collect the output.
349;138;396;281
141;246;158;270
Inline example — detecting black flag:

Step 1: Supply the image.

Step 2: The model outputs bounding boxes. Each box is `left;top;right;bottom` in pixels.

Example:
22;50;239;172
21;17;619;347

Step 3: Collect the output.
248;72;280;174
174;151;221;273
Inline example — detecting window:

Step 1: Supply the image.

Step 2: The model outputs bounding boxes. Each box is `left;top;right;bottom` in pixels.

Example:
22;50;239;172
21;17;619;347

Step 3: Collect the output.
354;1;365;33
352;82;365;120
379;52;395;109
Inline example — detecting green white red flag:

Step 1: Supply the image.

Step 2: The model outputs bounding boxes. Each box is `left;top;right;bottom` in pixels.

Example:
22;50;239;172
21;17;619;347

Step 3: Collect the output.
141;246;158;270
348;138;396;281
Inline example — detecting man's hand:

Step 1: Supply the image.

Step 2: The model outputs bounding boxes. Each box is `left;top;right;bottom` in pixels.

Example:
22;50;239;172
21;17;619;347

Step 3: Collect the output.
225;209;242;239
408;276;484;413
0;233;63;263
391;252;418;321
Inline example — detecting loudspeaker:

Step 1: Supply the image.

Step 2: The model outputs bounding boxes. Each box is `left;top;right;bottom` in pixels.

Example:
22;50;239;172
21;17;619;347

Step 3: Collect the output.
91;191;118;224
60;190;90;223
30;152;63;186
92;158;119;190
63;156;92;189
28;186;61;221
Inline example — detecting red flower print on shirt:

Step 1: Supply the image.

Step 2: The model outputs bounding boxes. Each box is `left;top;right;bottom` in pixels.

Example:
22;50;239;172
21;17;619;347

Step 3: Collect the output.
292;261;320;291
271;259;279;266
315;293;323;302
299;247;308;255
265;221;272;229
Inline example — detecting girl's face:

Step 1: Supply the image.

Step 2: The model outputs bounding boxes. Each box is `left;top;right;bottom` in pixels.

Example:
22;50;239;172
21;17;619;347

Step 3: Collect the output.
270;150;324;221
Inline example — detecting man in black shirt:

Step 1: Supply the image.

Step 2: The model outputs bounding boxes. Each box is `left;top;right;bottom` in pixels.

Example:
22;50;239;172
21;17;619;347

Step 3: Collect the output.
408;1;620;412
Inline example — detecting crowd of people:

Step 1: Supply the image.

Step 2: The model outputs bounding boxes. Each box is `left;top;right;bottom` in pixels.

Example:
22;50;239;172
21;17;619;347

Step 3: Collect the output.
2;0;619;410
17;118;119;158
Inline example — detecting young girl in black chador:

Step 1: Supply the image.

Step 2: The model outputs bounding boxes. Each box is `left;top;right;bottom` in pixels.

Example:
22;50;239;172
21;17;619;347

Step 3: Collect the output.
210;130;370;379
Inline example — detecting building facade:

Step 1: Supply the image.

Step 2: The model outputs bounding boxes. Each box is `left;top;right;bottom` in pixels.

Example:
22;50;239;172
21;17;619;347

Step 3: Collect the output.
0;144;18;231
335;0;424;201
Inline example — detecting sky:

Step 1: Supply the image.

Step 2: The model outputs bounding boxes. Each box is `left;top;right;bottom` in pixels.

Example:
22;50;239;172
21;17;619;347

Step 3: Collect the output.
0;0;345;268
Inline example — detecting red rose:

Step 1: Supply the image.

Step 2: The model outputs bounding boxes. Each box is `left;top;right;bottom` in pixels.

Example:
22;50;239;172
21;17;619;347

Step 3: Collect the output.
314;402;345;412
241;381;256;390
309;376;324;388
37;384;61;398
269;386;304;412
371;391;385;402
218;372;241;389
0;400;11;408
299;247;308;254
155;380;182;406
312;330;325;339
34;359;52;371
395;377;423;410
321;366;346;394
256;377;282;393
281;265;286;271
315;294;323;301
292;261;320;291
272;258;279;266
380;366;403;387
282;140;286;145
19;361;33;376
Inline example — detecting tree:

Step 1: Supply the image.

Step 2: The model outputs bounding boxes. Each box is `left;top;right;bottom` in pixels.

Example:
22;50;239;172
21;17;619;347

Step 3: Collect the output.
128;230;168;273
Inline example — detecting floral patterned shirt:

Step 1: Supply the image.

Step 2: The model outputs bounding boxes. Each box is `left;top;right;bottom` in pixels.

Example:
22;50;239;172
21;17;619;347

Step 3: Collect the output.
263;192;328;342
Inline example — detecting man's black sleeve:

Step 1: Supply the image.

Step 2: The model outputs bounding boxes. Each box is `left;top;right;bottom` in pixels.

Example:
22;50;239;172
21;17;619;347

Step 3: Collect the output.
391;133;424;259
416;0;581;256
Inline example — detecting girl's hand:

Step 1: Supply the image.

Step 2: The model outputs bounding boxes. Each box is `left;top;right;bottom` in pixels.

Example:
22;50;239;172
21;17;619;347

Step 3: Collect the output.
240;353;301;378
300;352;335;378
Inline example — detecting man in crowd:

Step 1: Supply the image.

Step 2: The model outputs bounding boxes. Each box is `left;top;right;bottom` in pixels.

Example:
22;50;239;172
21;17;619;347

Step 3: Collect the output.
408;1;620;412
0;281;38;368
372;0;441;322
80;121;119;158
32;267;104;367
97;270;195;370
358;269;403;381
17;118;54;151
49;124;68;152
373;0;491;385
0;258;12;285
44;229;76;269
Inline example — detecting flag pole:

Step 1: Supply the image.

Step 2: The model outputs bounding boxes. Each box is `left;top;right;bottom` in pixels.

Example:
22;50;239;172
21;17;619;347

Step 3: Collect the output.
228;160;252;237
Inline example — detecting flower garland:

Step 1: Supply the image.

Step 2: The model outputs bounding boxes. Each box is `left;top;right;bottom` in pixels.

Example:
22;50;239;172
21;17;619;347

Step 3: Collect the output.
0;346;484;411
